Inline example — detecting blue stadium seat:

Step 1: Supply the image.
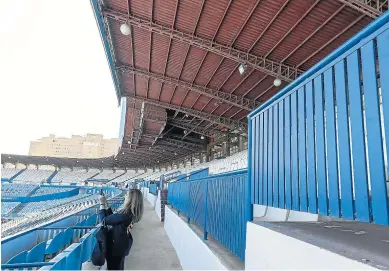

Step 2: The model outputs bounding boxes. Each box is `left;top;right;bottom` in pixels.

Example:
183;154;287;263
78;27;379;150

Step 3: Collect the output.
45;231;65;255
79;231;95;263
63;227;74;247
63;243;83;270
26;241;46;263
40;253;67;270
6;250;28;264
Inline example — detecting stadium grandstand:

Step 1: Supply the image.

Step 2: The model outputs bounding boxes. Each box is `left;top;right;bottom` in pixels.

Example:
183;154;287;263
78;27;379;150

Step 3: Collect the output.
2;0;389;270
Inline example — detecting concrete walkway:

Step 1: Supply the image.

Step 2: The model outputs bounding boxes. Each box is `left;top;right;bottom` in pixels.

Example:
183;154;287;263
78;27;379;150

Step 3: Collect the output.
124;200;182;270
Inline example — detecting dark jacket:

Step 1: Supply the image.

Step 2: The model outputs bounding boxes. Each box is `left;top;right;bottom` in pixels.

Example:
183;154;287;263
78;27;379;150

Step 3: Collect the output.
99;208;133;257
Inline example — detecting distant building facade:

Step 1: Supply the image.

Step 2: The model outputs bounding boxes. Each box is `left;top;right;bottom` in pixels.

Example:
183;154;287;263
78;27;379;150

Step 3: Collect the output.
29;134;118;158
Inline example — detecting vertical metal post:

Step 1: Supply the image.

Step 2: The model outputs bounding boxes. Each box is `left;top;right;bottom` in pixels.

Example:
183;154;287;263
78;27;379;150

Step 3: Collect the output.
246;119;253;222
203;181;209;240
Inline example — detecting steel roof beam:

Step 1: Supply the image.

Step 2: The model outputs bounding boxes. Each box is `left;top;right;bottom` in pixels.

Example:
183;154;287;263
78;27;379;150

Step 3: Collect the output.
103;8;303;82
169;121;215;138
337;0;387;18
117;65;259;111
126;95;248;131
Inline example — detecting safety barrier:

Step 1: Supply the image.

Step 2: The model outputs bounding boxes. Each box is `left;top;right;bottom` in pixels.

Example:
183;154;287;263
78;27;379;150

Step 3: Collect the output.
149;183;158;195
168;169;248;260
248;12;389;225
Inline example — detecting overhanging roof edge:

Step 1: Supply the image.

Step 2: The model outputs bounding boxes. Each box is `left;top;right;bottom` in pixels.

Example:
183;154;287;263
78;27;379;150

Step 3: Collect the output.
90;0;121;105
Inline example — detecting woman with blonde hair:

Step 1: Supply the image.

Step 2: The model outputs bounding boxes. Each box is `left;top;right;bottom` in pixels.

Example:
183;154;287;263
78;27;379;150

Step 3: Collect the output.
98;189;144;270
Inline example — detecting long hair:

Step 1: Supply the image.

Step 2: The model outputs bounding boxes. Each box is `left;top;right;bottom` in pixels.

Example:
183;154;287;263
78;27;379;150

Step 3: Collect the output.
119;189;144;223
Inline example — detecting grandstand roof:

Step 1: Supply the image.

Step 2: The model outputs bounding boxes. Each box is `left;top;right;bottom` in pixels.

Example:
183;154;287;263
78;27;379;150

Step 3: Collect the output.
91;0;387;167
1;154;115;169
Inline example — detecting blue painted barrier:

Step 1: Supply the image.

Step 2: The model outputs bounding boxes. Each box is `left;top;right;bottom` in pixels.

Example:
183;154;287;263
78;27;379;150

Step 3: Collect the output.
168;169;248;260
248;12;389;225
149;184;158;195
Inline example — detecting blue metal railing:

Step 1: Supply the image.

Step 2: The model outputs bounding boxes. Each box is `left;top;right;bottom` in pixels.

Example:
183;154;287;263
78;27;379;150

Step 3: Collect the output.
248;12;389;225
168;169;248;260
149;184;158;195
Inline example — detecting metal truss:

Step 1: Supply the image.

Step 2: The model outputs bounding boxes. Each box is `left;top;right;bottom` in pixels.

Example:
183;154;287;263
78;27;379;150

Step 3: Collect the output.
159;137;205;152
102;8;303;82
169;120;216;138
127;95;248;131
337;0;387;18
117;65;259;111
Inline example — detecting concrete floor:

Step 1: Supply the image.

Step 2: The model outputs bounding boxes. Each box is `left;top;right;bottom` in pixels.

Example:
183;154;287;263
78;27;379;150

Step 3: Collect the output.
124;200;182;270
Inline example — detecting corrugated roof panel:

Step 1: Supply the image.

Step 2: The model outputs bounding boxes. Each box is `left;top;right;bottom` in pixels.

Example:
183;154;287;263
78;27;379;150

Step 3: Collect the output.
133;28;151;69
195;0;231;40
153;0;177;27
268;0;342;61
148;80;162;100
194;53;223;86
150;34;170;74
233;0;286;52
130;0;153;19
175;0;203;33
166;40;188;78
180;47;207;82
207;59;237;89
135;76;148;97
160;84;175;103
215;0;260;45
250;0;321;59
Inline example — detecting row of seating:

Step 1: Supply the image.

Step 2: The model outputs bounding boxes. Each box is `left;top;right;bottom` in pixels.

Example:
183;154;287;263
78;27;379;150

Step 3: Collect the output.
52;168;100;184
18;194;91;215
13;169;54;183
1;194;99;238
5;214;98;266
1;168;21;179
90;169;125;181
1;183;38;198
33;186;74;196
1;202;20;215
140;149;248;182
109;169;138;183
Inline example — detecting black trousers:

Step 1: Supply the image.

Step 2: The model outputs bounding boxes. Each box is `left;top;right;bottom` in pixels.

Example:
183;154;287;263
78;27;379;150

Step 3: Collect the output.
106;255;125;270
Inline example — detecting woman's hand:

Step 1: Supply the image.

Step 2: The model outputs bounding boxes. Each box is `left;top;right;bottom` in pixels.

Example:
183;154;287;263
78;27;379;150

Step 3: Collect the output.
99;194;108;210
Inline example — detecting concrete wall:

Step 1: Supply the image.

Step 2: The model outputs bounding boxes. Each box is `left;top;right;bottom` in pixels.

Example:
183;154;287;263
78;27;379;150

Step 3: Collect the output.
245;222;376;270
164;206;228;270
155;191;162;221
146;191;157;208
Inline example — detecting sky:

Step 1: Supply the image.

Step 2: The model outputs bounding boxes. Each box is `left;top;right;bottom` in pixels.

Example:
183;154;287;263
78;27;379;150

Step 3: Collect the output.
0;0;121;155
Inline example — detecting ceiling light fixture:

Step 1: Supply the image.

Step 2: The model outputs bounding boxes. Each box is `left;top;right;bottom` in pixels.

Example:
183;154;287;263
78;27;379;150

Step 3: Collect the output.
238;63;247;75
120;23;131;36
273;78;282;87
201;136;205;140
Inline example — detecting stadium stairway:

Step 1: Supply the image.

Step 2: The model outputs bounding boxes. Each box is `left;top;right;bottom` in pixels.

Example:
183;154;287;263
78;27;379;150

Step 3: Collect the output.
46;171;58;184
11;186;41;214
106;170;127;182
9;169;26;182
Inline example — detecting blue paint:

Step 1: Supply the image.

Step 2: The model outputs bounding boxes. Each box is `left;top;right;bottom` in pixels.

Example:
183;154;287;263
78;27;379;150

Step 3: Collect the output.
291;92;299;210
278;101;285;209
9;169;26;181
250;117;255;204
324;68;340;217
268;108;274;206
305;81;317;213
377;30;389;202
273;104;279;208
284;96;292;210
168;170;248;260
314;75;328;216
254;116;259;204
361;41;389;225
263;111;268;206
298;87;308;212
258;114;264;205
334;60;354;220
